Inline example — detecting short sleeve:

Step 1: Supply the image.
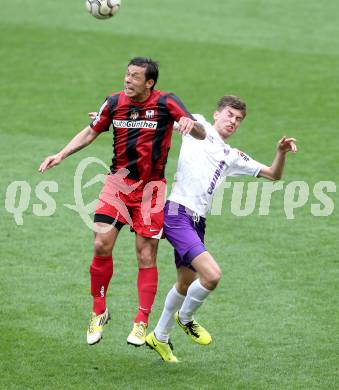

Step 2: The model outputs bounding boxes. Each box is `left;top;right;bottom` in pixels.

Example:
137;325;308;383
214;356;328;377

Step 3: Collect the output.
227;149;263;177
166;93;194;122
90;98;112;133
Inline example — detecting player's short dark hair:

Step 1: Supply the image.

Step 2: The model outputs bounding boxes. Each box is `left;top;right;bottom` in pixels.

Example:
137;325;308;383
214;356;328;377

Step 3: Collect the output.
128;57;159;90
217;95;247;118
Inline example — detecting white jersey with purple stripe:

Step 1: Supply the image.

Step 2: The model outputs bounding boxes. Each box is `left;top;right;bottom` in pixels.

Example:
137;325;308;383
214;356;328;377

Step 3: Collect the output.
168;114;263;217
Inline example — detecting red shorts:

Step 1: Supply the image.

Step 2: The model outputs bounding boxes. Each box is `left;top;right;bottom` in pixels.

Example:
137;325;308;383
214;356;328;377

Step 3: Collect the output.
95;173;166;239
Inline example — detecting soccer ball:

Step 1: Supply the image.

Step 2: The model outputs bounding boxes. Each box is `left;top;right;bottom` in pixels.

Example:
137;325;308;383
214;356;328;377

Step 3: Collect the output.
85;0;121;19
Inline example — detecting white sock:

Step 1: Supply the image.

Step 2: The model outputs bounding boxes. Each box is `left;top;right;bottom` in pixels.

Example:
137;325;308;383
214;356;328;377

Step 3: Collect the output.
179;279;211;324
154;285;185;343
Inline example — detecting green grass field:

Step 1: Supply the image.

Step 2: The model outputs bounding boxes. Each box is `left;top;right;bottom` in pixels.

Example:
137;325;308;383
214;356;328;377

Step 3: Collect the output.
1;1;338;388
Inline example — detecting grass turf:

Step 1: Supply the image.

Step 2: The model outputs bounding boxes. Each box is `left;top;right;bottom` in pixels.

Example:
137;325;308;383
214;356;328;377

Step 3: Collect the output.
0;1;338;389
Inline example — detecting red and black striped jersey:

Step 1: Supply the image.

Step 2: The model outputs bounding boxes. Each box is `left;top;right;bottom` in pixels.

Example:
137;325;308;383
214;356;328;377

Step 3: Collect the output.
90;89;194;183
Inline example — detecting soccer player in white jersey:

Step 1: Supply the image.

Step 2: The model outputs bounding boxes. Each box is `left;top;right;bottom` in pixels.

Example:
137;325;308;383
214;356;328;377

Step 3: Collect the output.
145;95;298;362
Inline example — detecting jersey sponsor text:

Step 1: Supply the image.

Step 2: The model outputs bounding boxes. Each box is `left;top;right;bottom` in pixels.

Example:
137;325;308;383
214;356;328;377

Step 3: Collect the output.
113;119;158;129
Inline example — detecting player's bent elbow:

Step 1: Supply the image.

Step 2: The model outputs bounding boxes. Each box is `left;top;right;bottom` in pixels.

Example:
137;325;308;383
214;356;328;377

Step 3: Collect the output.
271;172;283;181
191;123;206;140
190;129;206;140
198;131;207;140
268;175;281;181
260;168;282;181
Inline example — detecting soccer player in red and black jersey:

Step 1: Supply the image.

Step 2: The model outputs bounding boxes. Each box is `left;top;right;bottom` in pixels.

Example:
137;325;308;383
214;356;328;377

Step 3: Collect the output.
39;57;206;347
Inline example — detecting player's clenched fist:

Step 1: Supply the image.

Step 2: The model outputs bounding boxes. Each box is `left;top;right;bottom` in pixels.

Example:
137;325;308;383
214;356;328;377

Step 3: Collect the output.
177;116;195;135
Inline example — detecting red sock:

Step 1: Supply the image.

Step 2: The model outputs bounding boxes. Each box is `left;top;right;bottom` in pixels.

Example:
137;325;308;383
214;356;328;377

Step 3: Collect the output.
134;267;158;324
89;255;113;315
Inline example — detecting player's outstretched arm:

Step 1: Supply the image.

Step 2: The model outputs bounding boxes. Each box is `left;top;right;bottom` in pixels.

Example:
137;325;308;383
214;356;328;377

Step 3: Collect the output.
38;126;99;173
177;117;206;140
258;136;298;181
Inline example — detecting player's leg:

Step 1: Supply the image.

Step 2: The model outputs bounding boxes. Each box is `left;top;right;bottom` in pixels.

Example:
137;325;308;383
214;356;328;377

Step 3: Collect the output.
146;199;202;362
127;181;165;346
87;219;124;345
161;201;217;343
87;171;133;345
145;265;195;362
127;234;159;346
175;263;198;295
91;221;122;314
135;234;159;326
180;251;222;322
153;265;196;342
175;252;221;345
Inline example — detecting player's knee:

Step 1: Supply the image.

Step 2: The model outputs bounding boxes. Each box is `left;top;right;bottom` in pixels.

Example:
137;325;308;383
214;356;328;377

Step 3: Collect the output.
203;269;222;290
136;247;156;267
213;270;222;288
94;236;112;256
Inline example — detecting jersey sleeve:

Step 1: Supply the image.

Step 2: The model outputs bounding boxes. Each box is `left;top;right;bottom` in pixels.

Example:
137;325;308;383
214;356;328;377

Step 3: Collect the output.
227;149;263;177
90;98;112;133
165;93;195;122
